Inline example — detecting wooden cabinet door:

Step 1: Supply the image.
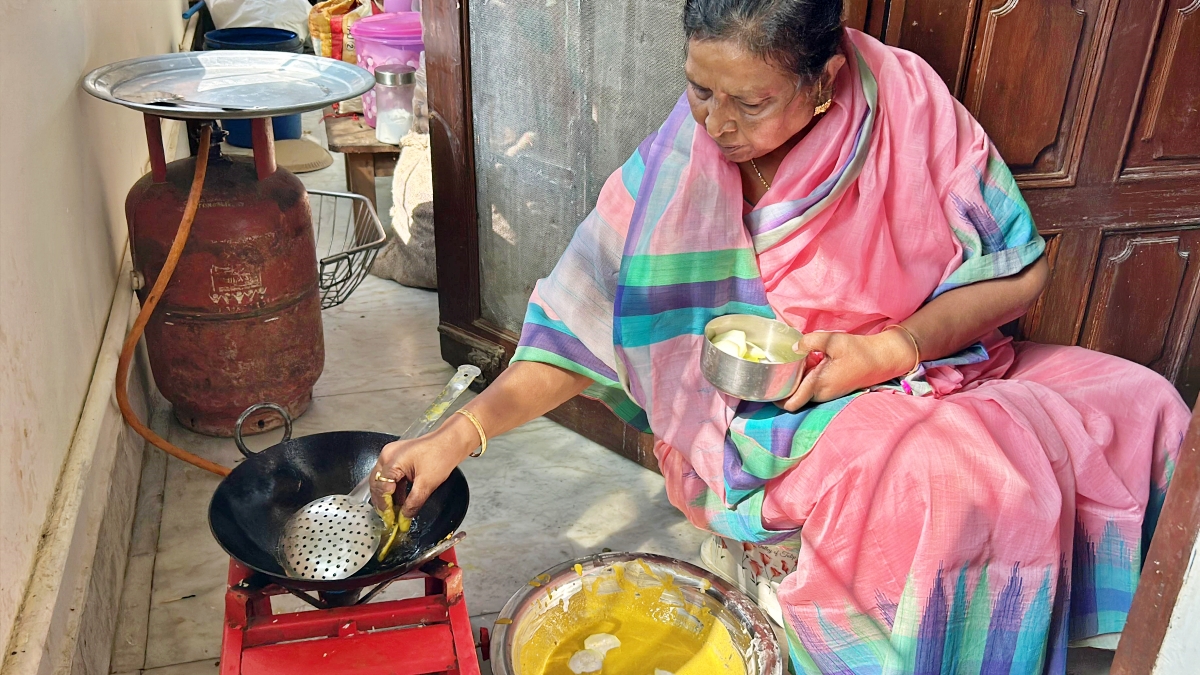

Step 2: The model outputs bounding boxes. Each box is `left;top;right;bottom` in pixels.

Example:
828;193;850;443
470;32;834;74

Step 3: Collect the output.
864;0;1200;403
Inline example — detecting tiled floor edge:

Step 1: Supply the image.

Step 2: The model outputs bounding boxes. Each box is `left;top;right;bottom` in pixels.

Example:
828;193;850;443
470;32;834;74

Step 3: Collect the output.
109;403;172;674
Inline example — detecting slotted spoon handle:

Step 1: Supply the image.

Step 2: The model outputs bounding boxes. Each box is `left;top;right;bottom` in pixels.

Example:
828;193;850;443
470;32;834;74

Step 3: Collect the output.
349;365;482;502
399;364;483;441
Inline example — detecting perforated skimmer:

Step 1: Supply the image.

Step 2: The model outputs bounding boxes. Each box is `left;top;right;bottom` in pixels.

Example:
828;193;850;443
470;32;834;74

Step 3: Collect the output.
279;365;481;581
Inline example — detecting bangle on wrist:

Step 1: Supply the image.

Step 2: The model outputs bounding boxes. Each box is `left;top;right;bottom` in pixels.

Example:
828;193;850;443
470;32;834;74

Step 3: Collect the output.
884;324;921;377
455;408;488;457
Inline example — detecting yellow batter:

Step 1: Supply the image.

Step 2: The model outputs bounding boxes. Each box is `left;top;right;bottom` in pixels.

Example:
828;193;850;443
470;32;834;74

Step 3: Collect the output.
515;560;746;675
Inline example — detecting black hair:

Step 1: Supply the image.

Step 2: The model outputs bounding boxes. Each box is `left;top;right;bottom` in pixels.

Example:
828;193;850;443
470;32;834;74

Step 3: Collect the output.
682;0;844;83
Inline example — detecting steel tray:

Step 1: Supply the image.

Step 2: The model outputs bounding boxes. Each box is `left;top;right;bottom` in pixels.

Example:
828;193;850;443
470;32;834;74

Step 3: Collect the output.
83;51;374;120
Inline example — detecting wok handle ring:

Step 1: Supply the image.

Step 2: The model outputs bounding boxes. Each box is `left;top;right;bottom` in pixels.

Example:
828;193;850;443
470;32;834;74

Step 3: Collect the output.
234;403;294;458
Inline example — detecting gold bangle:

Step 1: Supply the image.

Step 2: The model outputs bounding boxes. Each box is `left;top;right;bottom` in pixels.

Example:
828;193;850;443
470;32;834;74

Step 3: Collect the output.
456;408;488;457
884;324;921;377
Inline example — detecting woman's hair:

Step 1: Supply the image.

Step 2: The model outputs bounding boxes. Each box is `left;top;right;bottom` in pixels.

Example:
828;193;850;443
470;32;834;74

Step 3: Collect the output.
682;0;844;83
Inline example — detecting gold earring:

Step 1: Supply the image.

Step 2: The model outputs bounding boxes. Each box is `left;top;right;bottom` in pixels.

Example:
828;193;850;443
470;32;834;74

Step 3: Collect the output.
814;88;833;115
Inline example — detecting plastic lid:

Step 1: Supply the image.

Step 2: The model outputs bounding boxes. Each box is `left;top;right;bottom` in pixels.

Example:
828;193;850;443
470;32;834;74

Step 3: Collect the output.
350;12;423;40
375;64;417;86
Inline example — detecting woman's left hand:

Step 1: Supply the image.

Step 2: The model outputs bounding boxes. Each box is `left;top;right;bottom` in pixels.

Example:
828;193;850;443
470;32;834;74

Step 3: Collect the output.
775;330;915;412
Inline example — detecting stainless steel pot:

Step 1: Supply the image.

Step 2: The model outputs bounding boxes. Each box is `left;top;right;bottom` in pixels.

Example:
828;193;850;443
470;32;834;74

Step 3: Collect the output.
489;552;783;675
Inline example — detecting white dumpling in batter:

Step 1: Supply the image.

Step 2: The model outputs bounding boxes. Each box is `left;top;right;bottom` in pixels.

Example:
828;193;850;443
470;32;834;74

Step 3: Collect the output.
654;670;675;675
567;648;605;674
583;633;621;655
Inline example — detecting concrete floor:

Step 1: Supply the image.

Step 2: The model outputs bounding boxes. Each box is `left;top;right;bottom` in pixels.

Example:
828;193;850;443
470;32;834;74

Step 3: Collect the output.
106;114;1114;675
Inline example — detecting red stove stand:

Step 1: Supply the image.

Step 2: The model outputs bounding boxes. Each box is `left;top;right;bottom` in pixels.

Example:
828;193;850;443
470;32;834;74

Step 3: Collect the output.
221;548;483;675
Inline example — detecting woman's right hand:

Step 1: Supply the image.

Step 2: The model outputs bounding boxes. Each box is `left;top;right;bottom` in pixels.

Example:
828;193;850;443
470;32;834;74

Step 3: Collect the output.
370;416;478;517
367;361;593;517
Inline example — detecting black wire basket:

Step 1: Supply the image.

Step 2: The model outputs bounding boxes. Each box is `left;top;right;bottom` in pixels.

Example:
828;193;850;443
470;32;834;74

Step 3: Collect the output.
310;190;387;309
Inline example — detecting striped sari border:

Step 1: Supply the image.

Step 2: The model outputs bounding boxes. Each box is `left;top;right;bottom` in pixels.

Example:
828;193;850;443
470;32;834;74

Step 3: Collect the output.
617;276;770;316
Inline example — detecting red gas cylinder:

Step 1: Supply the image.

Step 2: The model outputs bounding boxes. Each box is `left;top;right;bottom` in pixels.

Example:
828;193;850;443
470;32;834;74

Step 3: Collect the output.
126;119;323;436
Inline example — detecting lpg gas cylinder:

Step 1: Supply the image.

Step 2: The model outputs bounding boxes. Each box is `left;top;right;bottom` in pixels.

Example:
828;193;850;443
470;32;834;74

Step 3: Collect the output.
125;125;323;436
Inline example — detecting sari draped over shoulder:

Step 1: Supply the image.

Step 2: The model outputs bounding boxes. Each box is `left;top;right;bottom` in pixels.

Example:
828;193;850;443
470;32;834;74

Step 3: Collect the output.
511;29;1188;675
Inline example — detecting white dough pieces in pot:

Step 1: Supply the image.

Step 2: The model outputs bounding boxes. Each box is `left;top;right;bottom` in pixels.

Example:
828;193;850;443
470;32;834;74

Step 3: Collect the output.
583;633;621;655
567;633;622;673
567;649;605;674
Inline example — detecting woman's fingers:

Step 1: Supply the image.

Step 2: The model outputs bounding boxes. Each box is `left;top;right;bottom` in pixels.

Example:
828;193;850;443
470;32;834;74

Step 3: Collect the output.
368;428;472;517
370;440;410;511
777;332;834;411
370;437;456;517
776;360;828;412
378;440;410;474
797;331;835;355
369;477;398;512
401;476;437;518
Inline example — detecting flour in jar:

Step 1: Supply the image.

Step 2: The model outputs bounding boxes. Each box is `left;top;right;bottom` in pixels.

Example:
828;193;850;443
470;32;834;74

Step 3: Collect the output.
375;107;413;145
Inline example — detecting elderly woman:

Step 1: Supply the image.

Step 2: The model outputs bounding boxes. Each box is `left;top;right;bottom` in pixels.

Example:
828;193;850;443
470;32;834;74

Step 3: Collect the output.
373;0;1189;670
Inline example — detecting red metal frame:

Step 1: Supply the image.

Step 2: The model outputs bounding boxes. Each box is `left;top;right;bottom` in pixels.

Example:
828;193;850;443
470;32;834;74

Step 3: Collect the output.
221;548;481;675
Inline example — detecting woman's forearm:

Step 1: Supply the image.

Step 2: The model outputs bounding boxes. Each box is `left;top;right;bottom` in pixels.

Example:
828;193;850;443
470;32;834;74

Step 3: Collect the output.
435;360;593;457
896;256;1049;366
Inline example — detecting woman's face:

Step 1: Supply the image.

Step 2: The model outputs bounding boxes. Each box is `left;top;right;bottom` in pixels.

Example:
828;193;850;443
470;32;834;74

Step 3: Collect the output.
685;38;843;163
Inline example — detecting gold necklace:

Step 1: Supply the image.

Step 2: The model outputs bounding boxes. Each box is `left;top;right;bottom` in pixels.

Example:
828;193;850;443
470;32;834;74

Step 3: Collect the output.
748;157;771;190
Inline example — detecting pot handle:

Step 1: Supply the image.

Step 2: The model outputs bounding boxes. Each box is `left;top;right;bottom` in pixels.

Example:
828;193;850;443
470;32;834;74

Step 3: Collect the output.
234;403;294;458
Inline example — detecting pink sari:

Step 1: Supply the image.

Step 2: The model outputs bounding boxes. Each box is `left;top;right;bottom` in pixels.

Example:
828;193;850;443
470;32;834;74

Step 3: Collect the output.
513;29;1189;673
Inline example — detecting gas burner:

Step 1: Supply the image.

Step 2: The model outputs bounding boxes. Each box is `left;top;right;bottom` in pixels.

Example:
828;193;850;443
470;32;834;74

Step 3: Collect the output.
220;547;486;675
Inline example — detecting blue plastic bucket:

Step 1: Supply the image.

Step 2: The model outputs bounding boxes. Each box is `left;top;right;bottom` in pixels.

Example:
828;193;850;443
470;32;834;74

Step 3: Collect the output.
204;28;305;147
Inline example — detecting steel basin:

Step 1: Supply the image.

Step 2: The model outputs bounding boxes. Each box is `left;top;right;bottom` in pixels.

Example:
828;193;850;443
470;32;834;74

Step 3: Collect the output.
489;552;783;675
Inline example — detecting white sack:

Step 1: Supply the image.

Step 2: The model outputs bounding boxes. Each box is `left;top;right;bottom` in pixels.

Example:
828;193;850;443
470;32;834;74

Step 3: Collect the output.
206;0;313;40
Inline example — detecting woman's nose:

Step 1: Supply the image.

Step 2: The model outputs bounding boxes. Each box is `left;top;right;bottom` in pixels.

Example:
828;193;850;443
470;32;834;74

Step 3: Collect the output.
705;100;736;138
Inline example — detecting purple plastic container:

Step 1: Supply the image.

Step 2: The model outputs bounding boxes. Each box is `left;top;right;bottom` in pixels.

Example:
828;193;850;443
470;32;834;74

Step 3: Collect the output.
351;12;424;127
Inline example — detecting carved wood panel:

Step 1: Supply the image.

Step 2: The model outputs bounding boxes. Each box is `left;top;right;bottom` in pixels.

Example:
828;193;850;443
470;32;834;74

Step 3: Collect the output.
963;0;1085;174
1080;230;1200;383
881;0;983;94
845;0;870;32
879;0;1118;187
1124;0;1200;178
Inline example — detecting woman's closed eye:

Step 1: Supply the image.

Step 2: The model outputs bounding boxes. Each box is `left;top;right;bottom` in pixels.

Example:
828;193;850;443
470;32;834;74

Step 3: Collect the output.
738;99;767;113
689;82;712;100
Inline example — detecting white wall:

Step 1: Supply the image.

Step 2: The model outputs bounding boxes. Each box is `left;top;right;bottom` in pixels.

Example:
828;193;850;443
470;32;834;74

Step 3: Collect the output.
1156;538;1200;674
0;0;183;657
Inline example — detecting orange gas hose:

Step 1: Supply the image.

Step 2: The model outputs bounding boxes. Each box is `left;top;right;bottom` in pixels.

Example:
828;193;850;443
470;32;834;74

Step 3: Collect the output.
116;125;232;477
